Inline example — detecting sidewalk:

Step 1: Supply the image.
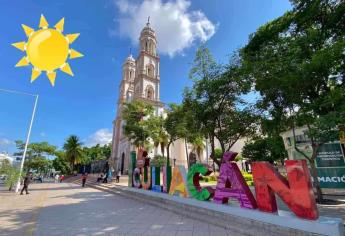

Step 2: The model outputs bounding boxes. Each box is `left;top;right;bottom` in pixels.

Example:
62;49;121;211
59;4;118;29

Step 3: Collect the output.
71;174;345;225
0;182;235;236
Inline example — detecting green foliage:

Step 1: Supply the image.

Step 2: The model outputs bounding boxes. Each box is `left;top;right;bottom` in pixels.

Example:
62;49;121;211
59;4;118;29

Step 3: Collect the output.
52;152;71;175
24;156;51;174
184;45;257;168
15;141;57;159
150;155;166;167
242;136;287;163
148;116;169;157
63;135;84;171
123;101;154;148
214;148;223;164
0;160;21;190
83;144;111;162
241;0;345;202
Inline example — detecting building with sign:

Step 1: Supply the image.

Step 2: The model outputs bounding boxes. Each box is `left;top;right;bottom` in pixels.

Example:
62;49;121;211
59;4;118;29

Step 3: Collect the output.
280;127;345;188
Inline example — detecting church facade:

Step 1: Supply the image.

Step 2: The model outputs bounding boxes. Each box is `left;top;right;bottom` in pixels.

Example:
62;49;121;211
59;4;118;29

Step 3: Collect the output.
111;22;188;173
111;22;247;174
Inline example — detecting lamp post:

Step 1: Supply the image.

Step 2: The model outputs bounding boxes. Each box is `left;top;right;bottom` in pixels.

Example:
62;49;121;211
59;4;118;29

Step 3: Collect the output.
0;88;39;193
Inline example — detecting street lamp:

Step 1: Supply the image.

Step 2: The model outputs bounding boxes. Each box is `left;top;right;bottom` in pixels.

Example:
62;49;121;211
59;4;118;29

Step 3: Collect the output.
0;88;39;193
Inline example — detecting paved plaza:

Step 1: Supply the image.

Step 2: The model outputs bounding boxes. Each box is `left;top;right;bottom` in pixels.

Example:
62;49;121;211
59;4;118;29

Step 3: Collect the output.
0;182;236;236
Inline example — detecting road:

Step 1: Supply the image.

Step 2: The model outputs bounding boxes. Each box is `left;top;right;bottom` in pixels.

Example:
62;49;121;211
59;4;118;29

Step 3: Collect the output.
0;182;233;236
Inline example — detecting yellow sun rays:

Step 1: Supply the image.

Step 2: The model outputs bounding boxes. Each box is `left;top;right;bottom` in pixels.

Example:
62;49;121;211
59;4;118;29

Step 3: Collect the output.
12;14;83;86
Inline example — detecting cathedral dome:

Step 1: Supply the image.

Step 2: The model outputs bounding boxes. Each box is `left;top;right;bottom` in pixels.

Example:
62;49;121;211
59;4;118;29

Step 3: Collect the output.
140;22;156;38
126;54;135;62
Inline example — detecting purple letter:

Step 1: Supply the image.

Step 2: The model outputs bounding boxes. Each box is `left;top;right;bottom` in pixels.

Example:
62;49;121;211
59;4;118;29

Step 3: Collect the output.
213;152;257;209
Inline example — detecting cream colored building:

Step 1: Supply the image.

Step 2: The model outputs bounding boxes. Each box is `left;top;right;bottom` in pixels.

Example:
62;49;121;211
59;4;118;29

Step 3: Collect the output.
111;22;246;174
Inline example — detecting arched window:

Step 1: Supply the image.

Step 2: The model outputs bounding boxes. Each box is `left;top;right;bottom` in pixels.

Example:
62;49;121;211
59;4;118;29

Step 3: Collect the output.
145;86;154;100
147;64;154;77
145;41;148;51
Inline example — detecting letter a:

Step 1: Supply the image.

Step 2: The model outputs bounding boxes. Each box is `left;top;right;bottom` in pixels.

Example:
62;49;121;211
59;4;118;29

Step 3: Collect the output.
169;165;189;197
213;152;257;209
252;160;318;220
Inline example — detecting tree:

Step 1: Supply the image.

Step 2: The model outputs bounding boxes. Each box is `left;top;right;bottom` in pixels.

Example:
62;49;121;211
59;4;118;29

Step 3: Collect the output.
162;104;189;166
0;159;21;191
52;151;71;174
241;0;345;202
83;144;111;162
190;136;205;163
148;115;169;157
184;45;257;168
122;101;154;148
24;156;51;174
63;135;84;171
242;136;287;164
15;141;57;159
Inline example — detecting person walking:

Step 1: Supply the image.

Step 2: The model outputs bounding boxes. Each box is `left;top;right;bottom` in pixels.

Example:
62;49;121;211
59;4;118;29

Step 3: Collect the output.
59;175;65;183
116;170;121;183
102;172;108;183
54;174;60;183
81;173;88;187
20;173;32;195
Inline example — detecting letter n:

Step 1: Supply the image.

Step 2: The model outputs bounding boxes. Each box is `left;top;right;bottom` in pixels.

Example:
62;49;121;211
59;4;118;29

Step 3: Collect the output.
252;160;319;220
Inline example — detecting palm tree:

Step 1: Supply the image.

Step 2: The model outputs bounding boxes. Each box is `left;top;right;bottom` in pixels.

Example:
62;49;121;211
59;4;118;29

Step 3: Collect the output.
191;136;205;163
63;135;83;172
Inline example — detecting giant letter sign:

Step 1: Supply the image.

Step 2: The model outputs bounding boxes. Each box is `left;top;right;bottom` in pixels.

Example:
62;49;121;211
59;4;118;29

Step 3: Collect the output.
169;165;189;197
133;167;141;188
151;167;162;192
252;160;318;220
187;164;215;200
162;165;172;193
214;152;257;209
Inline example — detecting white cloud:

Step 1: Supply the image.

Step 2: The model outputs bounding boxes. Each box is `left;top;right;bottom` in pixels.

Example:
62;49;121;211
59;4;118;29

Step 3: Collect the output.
114;0;217;57
86;129;113;147
0;138;13;147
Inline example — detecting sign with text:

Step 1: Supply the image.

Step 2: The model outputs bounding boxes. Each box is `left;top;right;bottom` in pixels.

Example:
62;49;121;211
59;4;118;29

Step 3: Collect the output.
316;143;345;167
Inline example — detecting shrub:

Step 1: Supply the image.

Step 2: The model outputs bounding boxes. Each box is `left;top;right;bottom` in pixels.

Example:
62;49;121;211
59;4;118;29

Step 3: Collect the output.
150;155;166;167
210;175;217;181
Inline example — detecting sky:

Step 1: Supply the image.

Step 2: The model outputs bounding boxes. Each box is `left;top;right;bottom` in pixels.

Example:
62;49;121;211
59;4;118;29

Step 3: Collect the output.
0;0;292;154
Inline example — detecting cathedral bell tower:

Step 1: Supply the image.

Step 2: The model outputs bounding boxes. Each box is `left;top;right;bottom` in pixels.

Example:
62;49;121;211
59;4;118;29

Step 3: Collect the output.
133;19;163;112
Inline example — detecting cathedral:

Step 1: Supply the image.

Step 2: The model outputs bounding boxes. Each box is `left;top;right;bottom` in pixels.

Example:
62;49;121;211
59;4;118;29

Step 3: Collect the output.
111;21;246;174
111;21;190;174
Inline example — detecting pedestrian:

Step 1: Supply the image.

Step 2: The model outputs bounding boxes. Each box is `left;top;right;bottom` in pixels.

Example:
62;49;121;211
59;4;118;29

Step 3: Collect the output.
55;174;60;183
116;170;121;183
102;172;108;183
81;173;88;187
20;172;32;195
97;173;103;183
59;175;64;183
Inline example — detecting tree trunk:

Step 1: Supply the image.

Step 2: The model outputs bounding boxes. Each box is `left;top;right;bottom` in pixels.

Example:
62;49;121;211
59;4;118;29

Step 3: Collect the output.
309;155;323;203
160;143;165;157
167;142;171;166
184;139;189;168
209;135;219;170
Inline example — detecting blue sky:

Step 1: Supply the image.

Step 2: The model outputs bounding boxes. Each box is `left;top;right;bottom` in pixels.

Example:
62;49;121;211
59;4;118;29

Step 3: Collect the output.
0;0;292;154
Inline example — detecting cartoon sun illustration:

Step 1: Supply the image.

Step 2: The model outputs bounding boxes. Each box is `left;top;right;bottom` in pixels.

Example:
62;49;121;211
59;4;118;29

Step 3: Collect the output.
12;15;83;86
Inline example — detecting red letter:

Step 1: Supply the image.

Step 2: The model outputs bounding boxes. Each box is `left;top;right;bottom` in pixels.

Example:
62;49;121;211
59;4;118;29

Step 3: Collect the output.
252;160;318;220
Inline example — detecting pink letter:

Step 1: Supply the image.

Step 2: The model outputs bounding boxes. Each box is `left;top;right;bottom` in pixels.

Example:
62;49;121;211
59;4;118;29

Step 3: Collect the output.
213;152;257;209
